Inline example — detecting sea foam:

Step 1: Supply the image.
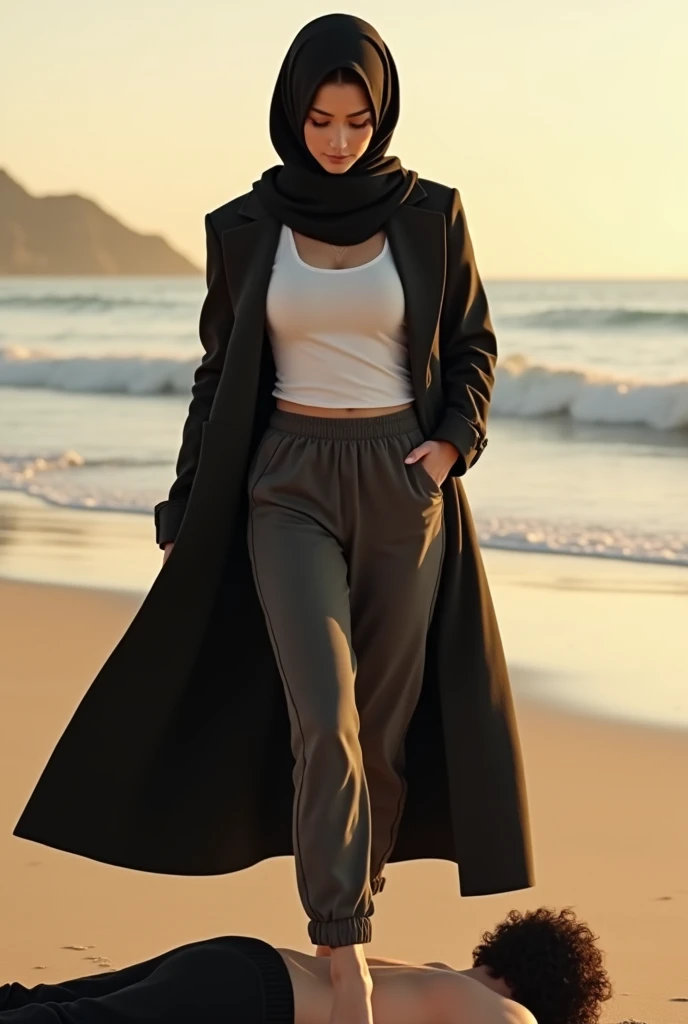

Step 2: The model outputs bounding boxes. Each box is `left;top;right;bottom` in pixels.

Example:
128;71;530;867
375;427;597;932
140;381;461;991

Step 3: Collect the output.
1;456;686;568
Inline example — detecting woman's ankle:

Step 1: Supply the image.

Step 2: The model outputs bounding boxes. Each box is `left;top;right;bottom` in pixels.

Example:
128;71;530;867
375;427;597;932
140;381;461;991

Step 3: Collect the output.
330;943;371;982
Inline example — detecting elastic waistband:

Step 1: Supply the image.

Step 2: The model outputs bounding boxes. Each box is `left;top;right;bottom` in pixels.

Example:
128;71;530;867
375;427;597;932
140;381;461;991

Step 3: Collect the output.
269;407;420;441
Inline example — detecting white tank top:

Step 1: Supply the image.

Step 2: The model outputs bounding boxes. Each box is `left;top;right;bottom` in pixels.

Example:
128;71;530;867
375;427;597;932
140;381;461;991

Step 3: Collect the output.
266;225;413;408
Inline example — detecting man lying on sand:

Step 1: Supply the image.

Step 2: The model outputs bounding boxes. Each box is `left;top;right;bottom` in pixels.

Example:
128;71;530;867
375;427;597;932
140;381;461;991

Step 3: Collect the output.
1;907;611;1024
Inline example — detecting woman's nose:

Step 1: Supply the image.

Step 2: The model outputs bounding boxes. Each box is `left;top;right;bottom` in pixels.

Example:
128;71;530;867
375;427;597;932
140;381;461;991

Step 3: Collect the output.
329;126;349;152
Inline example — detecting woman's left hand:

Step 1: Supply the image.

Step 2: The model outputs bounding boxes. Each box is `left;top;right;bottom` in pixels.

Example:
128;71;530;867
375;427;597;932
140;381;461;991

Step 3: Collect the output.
404;440;459;487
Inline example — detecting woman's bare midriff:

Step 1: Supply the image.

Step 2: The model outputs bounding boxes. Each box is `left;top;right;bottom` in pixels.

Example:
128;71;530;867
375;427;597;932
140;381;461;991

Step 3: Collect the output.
275;399;414;419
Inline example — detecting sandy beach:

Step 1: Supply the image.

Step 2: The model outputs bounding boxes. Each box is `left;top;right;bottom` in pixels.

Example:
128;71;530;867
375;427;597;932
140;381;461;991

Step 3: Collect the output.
1;495;687;1024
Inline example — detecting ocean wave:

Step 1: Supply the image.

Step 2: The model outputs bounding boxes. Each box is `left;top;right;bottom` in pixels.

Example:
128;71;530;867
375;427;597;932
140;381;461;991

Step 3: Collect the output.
0;345;194;394
493;355;688;431
0;453;169;479
0;451;86;480
0;293;188;313
504;307;688;331
1;346;688;432
0;452;169;514
478;517;688;567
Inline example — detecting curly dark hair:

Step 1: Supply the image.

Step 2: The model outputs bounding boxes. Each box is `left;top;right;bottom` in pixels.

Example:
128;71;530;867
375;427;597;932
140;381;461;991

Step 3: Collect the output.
472;907;612;1024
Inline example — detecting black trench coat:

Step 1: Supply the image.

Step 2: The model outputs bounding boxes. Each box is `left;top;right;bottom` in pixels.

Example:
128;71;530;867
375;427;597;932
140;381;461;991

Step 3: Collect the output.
14;179;534;898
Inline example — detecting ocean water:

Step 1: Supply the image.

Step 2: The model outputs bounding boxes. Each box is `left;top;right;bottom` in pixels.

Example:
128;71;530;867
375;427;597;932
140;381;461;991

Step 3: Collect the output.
1;276;687;566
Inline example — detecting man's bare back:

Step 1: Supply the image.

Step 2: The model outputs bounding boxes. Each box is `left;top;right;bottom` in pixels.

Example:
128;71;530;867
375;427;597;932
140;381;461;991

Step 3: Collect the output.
277;948;536;1024
0;909;610;1024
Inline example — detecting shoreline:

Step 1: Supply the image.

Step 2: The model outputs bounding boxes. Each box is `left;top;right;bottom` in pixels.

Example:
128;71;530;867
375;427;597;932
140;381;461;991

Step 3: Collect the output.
1;488;686;733
2;483;688;572
2;483;688;569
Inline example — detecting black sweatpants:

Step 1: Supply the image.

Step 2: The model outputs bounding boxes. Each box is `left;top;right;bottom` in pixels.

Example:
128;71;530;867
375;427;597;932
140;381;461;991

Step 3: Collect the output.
248;408;445;948
0;937;293;1023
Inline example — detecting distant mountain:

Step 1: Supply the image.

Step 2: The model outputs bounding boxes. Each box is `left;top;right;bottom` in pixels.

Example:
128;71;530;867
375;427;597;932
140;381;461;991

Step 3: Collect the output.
0;169;200;275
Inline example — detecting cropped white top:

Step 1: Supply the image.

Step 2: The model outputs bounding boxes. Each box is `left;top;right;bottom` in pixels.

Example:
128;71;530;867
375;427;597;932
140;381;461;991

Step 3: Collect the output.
266;225;413;408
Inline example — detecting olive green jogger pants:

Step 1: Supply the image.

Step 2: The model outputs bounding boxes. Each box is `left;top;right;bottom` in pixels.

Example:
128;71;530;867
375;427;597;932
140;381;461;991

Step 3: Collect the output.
247;408;445;948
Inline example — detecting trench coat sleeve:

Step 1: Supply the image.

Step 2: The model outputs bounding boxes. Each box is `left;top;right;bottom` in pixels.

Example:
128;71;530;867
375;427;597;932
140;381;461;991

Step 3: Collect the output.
154;215;235;547
430;189;497;476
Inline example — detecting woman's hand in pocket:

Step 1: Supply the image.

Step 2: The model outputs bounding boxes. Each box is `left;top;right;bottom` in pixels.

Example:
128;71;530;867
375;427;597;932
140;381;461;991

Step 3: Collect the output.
404;440;458;486
162;542;175;565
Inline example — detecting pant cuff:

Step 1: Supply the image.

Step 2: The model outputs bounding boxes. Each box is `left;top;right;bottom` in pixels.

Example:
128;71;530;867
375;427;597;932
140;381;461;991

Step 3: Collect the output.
309;916;372;947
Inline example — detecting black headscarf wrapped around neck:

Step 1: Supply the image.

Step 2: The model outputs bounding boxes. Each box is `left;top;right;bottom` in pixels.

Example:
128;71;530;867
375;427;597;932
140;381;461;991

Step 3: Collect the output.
252;13;418;246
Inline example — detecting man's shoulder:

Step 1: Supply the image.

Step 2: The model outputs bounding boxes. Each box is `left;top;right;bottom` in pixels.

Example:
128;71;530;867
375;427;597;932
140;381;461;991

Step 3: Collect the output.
502;1000;537;1024
427;972;537;1024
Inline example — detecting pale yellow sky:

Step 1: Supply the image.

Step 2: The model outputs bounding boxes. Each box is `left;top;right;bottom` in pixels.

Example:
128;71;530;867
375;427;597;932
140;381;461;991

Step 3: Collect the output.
2;0;686;278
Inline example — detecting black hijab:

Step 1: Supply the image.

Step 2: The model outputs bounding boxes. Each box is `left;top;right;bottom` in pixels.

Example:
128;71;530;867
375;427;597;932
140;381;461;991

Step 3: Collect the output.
252;13;418;246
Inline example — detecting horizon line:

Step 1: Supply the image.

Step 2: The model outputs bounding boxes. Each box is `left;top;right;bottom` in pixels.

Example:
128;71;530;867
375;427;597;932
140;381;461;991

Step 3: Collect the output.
0;273;685;284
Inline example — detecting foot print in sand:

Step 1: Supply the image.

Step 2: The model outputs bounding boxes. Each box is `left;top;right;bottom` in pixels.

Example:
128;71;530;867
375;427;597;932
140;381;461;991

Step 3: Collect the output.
669;996;688;1002
31;966;48;971
83;955;114;970
60;945;114;971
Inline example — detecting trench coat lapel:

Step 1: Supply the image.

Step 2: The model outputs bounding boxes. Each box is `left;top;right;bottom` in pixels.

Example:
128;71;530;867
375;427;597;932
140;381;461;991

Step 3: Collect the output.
386;203;447;406
220;193;280;311
213;204;281;424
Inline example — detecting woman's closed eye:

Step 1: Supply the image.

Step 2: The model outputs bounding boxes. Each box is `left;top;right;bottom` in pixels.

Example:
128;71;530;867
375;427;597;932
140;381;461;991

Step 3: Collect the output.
308;118;372;130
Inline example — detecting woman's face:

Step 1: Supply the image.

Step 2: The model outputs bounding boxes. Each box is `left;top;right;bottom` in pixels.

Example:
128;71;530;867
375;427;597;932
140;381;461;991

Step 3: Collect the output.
303;81;374;174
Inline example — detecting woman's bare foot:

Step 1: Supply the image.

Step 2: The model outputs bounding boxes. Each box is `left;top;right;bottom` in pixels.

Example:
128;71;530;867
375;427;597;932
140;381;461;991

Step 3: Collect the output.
328;945;373;1024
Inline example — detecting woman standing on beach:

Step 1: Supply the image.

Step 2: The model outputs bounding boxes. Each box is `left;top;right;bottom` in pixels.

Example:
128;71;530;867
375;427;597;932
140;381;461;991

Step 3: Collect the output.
15;14;533;1024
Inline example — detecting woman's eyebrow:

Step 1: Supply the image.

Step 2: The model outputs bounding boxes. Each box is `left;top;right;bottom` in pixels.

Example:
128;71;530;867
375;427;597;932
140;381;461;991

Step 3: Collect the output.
311;106;371;118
